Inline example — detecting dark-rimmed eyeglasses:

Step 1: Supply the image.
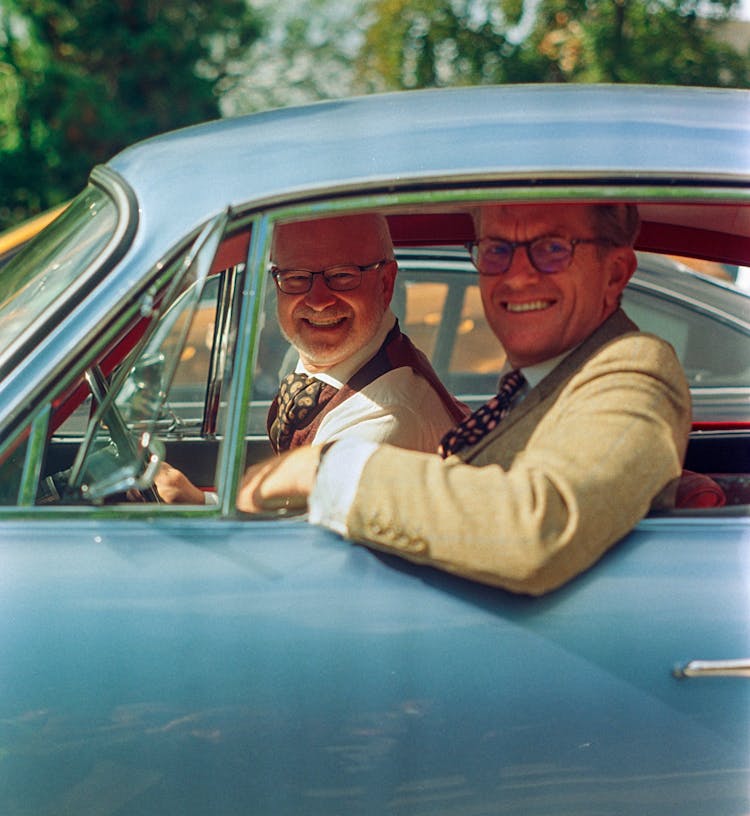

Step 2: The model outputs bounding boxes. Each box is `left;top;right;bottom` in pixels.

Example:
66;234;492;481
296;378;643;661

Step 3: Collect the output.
270;259;388;294
468;236;613;276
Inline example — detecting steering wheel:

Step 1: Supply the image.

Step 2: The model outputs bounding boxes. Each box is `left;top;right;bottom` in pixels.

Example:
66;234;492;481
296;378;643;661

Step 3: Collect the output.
100;397;162;503
59;367;163;504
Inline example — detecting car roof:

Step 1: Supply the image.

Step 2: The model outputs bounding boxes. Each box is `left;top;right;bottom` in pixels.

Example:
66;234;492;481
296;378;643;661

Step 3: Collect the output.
106;84;750;271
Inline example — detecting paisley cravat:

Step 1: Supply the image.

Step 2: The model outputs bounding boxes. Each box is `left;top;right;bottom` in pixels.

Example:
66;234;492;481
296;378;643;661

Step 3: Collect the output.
269;372;337;453
438;369;526;458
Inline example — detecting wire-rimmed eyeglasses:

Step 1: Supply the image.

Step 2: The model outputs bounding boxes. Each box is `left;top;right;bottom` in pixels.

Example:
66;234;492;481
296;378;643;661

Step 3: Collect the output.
270;259;388;294
468;236;613;276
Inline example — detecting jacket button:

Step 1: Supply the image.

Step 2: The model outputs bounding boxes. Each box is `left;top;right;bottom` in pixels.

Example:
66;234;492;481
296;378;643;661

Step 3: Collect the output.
406;537;427;553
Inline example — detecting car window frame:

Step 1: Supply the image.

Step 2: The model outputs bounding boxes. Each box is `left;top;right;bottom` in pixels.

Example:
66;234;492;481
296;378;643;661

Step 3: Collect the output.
2;183;749;517
225;188;748;516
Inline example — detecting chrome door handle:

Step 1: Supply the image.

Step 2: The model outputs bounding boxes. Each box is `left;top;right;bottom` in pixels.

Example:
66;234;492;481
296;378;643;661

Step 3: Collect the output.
673;659;750;679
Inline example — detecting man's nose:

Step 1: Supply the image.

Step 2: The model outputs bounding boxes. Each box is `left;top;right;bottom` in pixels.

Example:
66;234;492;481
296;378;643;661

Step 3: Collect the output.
502;248;542;287
303;273;338;309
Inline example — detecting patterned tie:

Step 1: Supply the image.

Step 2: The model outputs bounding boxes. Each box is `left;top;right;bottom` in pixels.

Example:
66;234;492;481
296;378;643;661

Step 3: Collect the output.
269;372;336;453
438;369;526;458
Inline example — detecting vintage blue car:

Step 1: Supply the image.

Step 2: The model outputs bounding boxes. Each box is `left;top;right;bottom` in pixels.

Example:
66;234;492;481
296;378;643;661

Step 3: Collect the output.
1;85;748;814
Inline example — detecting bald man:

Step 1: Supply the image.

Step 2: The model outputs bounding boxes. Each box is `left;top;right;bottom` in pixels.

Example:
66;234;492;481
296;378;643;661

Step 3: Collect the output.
265;213;466;452
155;213;465;503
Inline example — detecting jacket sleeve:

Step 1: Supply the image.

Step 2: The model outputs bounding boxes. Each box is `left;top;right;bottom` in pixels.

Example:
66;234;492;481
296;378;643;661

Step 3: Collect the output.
343;333;692;595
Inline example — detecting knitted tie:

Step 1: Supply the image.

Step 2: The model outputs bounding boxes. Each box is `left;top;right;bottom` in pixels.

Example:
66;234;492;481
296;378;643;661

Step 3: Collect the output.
269;372;336;453
438;369;526;458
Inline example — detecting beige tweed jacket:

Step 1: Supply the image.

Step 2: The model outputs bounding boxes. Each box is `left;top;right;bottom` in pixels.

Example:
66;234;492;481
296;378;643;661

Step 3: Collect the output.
344;309;692;595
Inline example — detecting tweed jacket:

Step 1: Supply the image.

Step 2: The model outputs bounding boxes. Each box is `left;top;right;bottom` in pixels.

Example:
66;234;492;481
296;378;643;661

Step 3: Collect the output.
343;309;692;595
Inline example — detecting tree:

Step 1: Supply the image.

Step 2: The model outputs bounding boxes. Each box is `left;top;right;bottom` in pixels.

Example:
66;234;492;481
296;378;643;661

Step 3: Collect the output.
220;0;369;115
0;0;263;229
354;0;750;89
355;0;528;89
525;0;750;84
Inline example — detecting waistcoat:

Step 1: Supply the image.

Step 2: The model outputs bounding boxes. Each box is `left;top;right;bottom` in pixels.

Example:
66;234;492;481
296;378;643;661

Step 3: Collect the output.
266;322;466;450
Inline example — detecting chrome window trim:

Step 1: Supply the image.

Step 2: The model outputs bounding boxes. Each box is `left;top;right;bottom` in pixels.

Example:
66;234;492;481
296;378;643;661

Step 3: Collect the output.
216;213;271;517
0;168;138;456
17;406;51;507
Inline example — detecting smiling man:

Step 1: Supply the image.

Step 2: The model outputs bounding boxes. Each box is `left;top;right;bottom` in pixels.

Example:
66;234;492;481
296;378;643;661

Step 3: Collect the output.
265;213;466;453
238;203;691;595
476;204;634;368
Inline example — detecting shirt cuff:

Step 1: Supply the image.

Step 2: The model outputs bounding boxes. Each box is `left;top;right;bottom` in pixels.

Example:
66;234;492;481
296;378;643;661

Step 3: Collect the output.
308;439;379;535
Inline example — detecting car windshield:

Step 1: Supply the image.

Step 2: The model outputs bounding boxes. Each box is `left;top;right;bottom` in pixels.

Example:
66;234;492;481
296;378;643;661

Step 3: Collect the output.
0;186;117;350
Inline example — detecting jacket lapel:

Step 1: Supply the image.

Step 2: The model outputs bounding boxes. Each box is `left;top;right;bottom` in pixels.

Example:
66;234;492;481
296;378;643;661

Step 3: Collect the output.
460;309;639;462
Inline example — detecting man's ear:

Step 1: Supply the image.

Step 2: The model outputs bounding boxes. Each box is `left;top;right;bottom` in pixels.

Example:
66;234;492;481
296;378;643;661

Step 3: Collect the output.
381;260;398;304
604;247;636;311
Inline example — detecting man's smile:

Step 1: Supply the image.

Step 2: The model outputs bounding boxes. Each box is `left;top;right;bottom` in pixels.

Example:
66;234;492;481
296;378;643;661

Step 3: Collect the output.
300;315;349;328
503;299;555;313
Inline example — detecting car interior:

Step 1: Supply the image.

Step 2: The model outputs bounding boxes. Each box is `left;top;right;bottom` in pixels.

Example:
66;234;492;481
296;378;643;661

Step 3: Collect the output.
21;200;750;512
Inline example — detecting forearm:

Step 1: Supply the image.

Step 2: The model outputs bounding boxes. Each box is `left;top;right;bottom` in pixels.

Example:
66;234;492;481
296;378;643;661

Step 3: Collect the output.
345;441;672;595
342;359;690;595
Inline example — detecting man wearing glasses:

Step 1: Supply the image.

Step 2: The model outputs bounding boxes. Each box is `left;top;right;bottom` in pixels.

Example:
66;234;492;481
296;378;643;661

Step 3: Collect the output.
156;212;465;503
240;202;691;595
265;213;466;454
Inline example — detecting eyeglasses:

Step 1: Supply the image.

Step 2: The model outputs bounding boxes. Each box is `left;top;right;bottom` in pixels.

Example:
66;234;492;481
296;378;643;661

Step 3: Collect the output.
468;236;613;276
270;259;388;294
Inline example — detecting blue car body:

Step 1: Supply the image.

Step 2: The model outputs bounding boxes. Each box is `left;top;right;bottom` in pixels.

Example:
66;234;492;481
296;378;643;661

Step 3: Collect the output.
2;516;749;814
0;85;748;814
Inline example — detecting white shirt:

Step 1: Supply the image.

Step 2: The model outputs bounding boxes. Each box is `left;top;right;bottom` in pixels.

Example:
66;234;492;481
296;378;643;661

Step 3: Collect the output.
308;353;569;535
294;309;457;452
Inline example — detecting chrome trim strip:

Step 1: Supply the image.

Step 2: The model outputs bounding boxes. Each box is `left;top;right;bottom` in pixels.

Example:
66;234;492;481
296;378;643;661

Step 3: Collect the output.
216;213;272;516
673;659;750;679
202;265;241;437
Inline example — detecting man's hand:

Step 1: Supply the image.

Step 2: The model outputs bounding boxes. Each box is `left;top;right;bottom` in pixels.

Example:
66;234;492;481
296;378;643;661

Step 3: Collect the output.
237;445;323;513
154;462;206;504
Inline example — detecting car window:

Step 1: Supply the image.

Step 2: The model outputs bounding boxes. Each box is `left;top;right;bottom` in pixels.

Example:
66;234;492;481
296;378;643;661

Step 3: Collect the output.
22;218;749;508
0;187;117;359
136;274;223;432
399;275;503;397
34;213;230;504
397;252;749;401
248;246;749;435
246;282;294;437
622;286;749;387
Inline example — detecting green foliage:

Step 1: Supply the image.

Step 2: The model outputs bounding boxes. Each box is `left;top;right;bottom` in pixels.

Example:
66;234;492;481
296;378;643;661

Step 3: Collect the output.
221;0;370;113
525;0;750;83
2;0;749;228
0;0;263;229
357;0;523;89
355;0;750;89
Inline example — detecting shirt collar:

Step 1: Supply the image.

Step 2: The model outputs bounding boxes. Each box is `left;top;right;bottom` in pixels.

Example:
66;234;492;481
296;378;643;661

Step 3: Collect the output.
500;349;573;390
295;309;397;387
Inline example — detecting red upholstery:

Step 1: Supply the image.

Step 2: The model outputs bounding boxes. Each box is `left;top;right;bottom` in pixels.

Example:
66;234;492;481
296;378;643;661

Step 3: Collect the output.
675;469;727;509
